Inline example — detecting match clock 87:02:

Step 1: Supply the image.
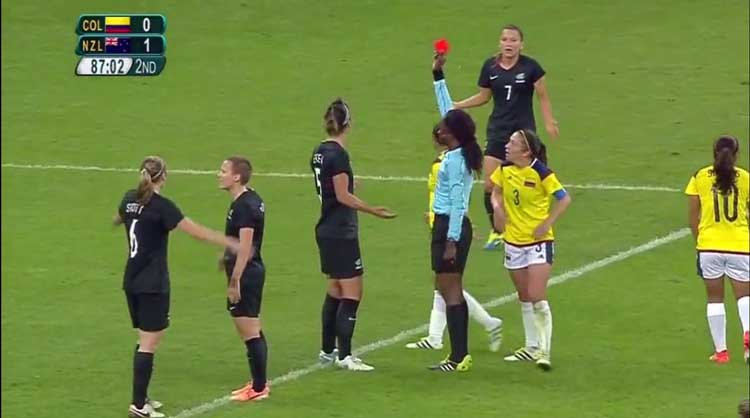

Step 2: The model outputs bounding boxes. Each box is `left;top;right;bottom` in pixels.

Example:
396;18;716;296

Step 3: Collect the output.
75;56;166;76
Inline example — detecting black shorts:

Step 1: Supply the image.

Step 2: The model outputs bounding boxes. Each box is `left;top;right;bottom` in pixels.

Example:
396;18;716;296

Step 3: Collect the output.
225;263;265;318
484;139;508;161
431;215;473;274
126;292;170;332
316;236;364;279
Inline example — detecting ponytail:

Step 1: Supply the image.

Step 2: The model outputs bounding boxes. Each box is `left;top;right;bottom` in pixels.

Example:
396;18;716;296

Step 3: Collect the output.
135;156;166;205
519;129;548;165
324;98;351;137
713;135;739;195
462;141;483;176
536;142;548;165
442;109;482;176
136;169;154;205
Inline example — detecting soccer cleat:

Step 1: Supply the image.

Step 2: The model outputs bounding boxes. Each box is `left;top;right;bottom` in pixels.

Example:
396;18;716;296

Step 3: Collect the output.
503;347;541;362
128;404;165;418
231;381;252;395
709;350;730;364
744;331;749;363
405;337;443;350
319;348;339;365
230;385;270;402
484;232;503;250
145;398;162;410
487;319;503;352
536;352;552;371
428;354;473;372
335;355;375;371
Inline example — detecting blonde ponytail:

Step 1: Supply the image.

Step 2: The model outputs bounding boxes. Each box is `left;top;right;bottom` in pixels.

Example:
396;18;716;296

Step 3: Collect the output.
135;156;166;205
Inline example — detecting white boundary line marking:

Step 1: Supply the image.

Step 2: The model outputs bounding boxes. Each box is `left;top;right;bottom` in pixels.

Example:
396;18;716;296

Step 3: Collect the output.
1;162;681;192
170;228;690;418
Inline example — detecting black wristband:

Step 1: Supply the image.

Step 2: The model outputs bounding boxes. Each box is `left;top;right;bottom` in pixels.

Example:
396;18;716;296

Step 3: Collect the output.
432;69;445;82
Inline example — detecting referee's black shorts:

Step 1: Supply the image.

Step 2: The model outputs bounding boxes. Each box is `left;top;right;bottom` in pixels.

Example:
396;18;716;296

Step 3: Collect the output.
431;214;473;274
125;292;170;332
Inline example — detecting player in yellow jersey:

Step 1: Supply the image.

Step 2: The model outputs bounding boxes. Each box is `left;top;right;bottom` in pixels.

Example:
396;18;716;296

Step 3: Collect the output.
406;124;503;351
490;129;571;370
685;135;749;364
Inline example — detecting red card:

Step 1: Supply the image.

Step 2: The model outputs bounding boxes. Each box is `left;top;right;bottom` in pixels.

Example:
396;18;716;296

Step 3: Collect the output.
434;38;450;55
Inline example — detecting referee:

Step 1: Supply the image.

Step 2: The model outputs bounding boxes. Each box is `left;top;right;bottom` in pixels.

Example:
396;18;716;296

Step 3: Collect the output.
428;109;483;372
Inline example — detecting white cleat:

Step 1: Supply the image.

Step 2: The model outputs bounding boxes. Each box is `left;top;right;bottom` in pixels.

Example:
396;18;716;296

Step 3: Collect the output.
486;318;503;352
536;352;552;371
405;337;443;350
335;355;374;371
503;347;541;362
146;398;162;410
319;348;339;365
128;403;165;418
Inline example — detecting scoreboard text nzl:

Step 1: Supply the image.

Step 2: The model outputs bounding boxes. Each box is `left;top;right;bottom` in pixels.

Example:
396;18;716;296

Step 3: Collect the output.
76;14;166;35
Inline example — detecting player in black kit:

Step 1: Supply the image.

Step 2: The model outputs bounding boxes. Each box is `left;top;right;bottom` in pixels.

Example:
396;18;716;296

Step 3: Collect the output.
218;156;271;402
453;24;559;250
115;156;239;418
311;98;397;371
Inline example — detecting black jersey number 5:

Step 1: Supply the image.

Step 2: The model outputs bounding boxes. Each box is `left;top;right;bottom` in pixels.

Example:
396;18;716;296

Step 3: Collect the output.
712;186;739;223
313;167;322;201
128;220;139;258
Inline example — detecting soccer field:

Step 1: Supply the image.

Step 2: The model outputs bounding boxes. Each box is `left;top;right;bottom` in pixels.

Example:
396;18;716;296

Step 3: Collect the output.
2;1;749;418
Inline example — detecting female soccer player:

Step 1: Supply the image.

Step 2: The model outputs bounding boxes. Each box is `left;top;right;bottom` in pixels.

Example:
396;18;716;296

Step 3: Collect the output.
427;109;483;372
115;156;239;418
685;135;749;364
311;98;397;371
406;56;503;352
490;130;571;370
218;157;270;402
453;24;559;250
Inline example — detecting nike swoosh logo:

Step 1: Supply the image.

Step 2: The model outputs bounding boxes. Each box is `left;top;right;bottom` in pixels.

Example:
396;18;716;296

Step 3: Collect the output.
490;75;499;80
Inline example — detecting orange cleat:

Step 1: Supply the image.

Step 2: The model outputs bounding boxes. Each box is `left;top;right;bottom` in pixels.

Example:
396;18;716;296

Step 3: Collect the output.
231;381;252;396
709;350;730;364
230;385;270;402
743;331;749;363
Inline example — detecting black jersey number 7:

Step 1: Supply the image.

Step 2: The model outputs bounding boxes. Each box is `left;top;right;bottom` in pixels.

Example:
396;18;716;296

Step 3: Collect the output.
712;186;738;223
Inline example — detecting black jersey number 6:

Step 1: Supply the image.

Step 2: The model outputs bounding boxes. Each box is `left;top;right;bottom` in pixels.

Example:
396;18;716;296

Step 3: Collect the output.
128;220;139;258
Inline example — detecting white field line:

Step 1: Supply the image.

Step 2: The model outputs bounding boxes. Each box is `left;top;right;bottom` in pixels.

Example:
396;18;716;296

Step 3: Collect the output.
170;228;690;418
0;162;681;192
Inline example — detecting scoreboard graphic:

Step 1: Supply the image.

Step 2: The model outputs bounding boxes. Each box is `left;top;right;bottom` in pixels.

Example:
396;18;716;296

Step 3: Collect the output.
75;14;166;76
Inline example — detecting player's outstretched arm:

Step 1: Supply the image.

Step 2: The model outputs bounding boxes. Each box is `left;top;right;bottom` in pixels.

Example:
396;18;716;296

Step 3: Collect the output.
453;88;492;110
176;218;241;252
332;173;397;219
